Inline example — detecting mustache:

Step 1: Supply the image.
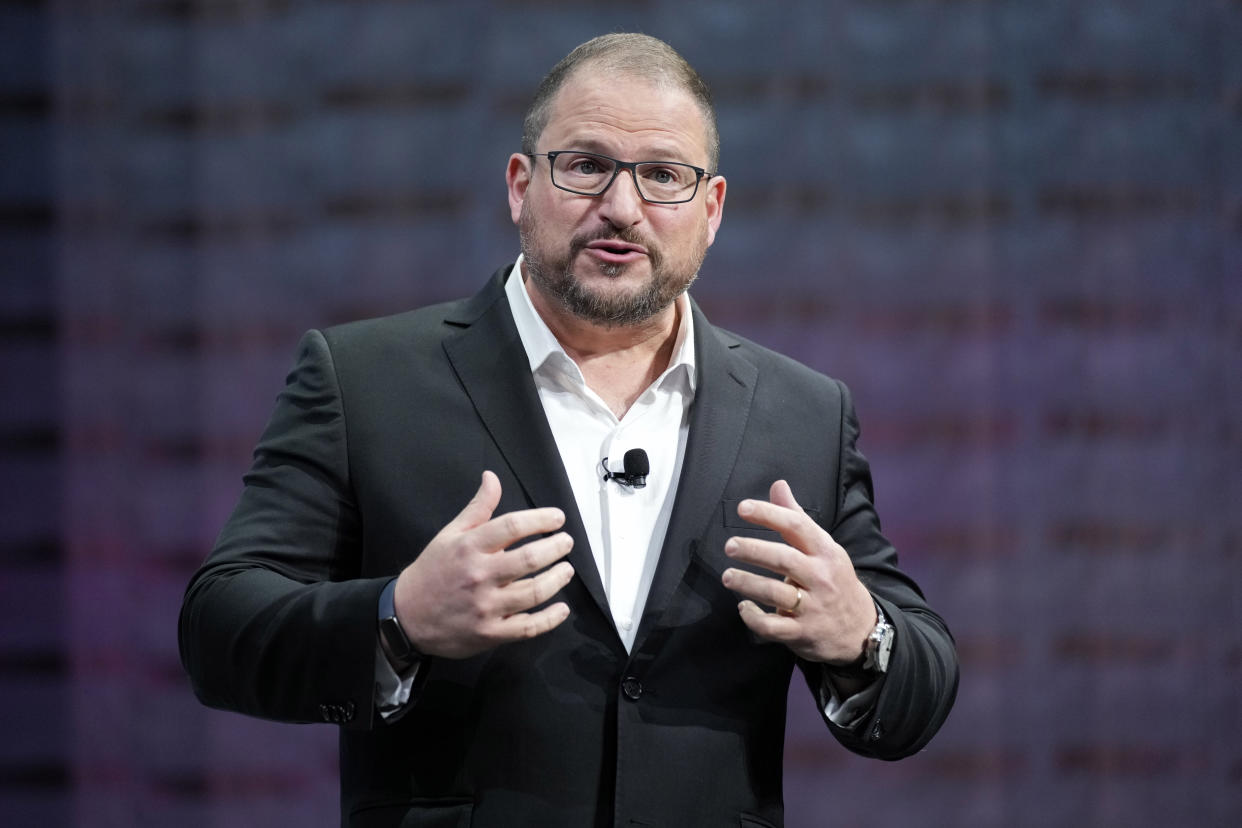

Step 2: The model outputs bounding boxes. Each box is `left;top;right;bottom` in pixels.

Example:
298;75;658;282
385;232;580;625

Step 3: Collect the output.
569;227;657;258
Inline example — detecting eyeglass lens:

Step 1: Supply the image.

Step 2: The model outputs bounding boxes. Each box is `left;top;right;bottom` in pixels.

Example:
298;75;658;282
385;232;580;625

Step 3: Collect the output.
550;152;700;202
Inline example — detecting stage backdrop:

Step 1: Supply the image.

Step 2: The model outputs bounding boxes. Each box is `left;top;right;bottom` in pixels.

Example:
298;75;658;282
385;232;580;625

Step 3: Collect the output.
1;1;1239;826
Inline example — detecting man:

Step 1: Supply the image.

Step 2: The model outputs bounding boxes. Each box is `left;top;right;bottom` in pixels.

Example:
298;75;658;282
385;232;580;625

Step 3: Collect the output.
180;33;957;828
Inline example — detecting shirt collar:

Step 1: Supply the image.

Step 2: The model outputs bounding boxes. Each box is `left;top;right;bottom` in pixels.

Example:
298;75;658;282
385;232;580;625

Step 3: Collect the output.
503;254;697;395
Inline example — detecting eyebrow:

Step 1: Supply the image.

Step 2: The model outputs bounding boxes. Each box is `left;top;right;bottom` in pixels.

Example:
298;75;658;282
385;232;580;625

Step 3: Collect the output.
558;137;694;164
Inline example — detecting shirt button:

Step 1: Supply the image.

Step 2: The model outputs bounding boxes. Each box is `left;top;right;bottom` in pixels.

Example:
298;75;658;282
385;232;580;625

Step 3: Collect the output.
621;677;643;701
620;618;632;631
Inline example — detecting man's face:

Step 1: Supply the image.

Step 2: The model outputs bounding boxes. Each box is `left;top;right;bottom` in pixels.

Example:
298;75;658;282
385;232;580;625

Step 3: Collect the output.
507;68;726;328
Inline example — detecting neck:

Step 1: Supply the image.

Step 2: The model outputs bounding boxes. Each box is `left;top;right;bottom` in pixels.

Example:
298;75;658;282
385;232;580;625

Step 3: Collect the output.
522;266;682;418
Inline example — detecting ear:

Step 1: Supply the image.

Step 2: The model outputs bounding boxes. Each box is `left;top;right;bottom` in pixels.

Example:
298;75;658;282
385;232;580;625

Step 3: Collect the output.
506;154;533;225
702;174;726;247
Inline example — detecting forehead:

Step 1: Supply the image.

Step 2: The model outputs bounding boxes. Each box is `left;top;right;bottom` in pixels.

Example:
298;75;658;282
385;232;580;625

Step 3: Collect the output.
540;68;711;164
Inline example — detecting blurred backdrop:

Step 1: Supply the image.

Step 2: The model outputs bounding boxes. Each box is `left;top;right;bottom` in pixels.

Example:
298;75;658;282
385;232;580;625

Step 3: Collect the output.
2;1;1239;826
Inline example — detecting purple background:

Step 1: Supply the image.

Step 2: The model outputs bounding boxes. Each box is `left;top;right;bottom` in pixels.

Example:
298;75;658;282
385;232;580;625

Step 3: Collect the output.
2;2;1239;826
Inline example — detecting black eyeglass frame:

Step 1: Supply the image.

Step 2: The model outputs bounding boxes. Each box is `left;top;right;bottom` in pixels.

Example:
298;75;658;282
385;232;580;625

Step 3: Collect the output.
528;150;716;205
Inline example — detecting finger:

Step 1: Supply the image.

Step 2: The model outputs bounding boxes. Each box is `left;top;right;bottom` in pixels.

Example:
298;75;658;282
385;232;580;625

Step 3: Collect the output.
446;470;503;532
725;535;818;590
735;498;819;554
489;601;572;642
723;536;809;583
493;532;574;583
736;600;800;641
492;560;575;616
470;505;568;553
768;479;805;514
722;567;802;611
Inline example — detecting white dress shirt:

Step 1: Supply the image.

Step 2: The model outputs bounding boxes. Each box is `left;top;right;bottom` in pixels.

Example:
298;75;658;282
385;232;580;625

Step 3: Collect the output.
505;255;694;652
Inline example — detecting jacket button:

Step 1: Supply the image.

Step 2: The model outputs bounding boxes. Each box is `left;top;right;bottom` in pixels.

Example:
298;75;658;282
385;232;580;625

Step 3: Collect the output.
621;677;643;701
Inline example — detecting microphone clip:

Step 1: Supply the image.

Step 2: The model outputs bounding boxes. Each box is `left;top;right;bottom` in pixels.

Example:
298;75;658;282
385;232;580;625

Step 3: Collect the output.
601;449;648;489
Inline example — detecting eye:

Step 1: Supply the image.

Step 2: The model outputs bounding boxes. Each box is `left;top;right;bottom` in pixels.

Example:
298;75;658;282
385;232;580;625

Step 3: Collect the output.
566;156;607;176
640;164;690;187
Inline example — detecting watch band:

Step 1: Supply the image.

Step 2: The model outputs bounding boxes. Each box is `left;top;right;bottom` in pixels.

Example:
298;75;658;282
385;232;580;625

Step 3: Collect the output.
377;578;423;673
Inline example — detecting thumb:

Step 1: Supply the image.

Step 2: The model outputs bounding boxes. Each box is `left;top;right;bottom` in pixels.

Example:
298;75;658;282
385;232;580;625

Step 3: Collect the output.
769;479;805;514
450;470;502;530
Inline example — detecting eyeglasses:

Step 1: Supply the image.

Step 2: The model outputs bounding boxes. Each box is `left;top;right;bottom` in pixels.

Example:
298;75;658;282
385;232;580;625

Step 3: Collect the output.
529;150;714;205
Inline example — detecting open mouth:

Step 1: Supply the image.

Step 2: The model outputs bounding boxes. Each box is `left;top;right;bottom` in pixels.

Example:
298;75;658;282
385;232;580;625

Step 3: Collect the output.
583;239;649;264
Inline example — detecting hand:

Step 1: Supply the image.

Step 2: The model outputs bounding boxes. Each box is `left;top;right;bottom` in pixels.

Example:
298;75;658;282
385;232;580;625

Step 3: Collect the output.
721;480;875;664
393;471;575;659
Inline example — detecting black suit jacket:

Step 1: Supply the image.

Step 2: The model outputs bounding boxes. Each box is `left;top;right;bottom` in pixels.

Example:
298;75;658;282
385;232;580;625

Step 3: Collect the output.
179;266;958;828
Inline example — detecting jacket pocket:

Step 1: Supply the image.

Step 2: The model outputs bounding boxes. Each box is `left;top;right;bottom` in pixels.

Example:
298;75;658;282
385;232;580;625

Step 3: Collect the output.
350;798;473;828
739;812;778;828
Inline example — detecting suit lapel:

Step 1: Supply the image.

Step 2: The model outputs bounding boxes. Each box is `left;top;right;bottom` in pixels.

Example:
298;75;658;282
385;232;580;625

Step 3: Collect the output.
633;301;758;651
441;268;612;622
441;274;759;654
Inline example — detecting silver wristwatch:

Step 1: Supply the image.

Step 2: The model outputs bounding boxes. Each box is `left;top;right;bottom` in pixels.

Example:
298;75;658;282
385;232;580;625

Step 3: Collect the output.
861;600;895;674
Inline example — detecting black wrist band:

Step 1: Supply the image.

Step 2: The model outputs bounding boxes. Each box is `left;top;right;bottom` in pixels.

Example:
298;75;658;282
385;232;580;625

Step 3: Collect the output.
378;578;422;673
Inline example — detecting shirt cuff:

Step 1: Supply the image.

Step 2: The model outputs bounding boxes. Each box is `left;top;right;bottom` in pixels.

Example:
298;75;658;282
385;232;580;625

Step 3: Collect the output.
374;640;419;721
819;665;883;729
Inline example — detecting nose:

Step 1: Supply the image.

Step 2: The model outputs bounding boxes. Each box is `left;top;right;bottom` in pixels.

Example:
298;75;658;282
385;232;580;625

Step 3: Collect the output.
596;168;645;229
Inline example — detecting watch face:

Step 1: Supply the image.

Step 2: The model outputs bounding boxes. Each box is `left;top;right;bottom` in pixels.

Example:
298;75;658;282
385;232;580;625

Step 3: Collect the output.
866;622;894;673
875;628;893;672
380;616;415;663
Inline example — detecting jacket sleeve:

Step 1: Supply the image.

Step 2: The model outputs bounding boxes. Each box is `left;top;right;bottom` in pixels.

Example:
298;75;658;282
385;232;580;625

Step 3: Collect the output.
801;380;959;759
178;329;386;729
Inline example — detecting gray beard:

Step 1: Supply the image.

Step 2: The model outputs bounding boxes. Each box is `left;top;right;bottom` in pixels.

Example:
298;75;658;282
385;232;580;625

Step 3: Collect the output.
518;224;698;328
